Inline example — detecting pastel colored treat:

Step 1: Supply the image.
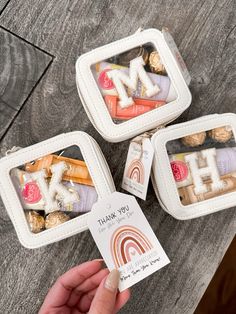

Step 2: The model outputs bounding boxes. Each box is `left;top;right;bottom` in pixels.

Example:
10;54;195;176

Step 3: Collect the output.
106;56;161;108
11;167;96;214
59;181;98;213
104;95;165;120
181;131;206;147
93;61;177;103
149;51;166;75
214;147;236;174
45;211;70;229
184;148;224;195
31;161;80;214
25;210;45;233
208;126;233;143
25;154;94;186
169;147;236;188
11;168;45;210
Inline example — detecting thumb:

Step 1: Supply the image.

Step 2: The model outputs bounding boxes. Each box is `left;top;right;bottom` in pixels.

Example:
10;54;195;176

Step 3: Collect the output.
88;269;120;314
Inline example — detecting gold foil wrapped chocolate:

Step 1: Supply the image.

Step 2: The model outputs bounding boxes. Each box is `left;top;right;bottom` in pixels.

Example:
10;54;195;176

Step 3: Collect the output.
149;51;166;75
181;131;206;147
117;47;149;67
208;126;233;143
45;211;70;229
25;210;45;233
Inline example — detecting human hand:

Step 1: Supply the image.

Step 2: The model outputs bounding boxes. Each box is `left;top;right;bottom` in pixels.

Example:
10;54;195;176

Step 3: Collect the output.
39;259;130;314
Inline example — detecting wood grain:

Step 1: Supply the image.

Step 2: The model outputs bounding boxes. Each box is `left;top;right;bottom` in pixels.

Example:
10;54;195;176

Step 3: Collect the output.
0;27;52;139
0;0;235;313
0;0;10;14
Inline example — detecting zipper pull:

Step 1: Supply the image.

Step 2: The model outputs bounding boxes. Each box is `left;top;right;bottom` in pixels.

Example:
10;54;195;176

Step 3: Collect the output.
5;146;22;156
129;125;166;161
135;27;144;34
138;125;166;140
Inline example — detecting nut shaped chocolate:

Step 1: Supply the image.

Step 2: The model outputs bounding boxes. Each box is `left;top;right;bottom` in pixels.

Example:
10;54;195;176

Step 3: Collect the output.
45;211;70;229
25;210;45;233
208;126;233;143
181;131;206;147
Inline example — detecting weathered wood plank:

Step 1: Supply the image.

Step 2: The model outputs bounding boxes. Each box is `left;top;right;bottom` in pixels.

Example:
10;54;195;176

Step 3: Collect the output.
0;0;235;313
0;0;10;13
0;27;52;139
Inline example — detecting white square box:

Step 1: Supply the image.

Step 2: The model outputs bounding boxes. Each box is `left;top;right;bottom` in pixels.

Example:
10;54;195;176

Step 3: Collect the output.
76;28;192;142
151;113;236;219
0;132;115;248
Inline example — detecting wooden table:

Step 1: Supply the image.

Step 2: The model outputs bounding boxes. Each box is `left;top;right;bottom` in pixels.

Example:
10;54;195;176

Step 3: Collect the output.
0;1;235;313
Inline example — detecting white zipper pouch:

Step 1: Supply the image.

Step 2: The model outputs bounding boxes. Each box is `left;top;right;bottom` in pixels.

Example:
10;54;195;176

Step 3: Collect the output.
0;132;115;248
76;28;192;142
151;113;236;220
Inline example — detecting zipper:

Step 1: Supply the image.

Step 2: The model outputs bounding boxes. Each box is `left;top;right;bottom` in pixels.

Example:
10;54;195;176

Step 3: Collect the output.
159;114;220;133
5;146;22;156
130;125;166;144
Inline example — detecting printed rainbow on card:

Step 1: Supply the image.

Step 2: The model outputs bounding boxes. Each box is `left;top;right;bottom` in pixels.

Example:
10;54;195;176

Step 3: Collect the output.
126;159;145;184
111;225;153;268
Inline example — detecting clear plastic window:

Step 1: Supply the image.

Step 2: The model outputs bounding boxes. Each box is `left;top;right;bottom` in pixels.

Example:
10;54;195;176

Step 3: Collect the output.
10;146;98;233
91;43;176;124
166;126;236;205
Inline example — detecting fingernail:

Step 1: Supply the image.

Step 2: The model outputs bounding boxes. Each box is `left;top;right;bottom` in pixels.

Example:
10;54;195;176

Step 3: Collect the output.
104;269;120;292
93;258;106;268
94;258;104;262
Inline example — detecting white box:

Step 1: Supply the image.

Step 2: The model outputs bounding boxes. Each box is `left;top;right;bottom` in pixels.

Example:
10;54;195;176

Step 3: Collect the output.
76;28;191;142
151;113;236;219
0;131;115;248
